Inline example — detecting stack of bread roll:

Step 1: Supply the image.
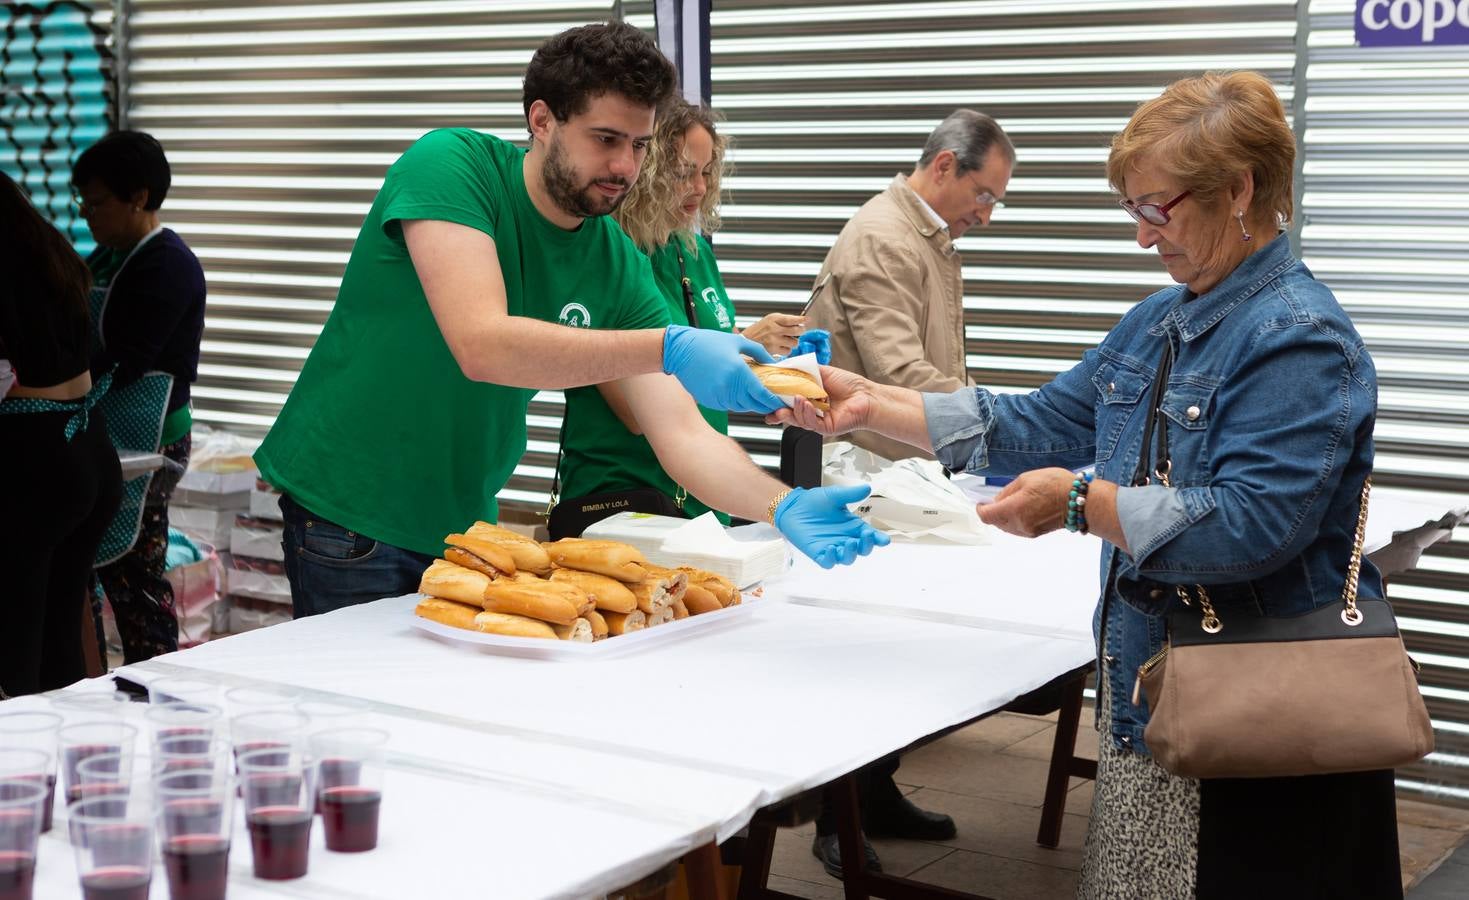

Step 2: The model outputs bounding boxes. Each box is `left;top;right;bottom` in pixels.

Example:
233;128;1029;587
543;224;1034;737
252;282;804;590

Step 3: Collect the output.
414;525;744;643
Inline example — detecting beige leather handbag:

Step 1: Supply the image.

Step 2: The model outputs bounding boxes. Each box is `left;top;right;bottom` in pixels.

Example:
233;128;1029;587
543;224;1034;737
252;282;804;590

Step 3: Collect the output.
1138;479;1435;779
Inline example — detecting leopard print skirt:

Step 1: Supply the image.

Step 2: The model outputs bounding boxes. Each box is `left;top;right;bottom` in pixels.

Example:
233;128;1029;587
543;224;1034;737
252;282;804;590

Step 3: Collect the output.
1077;680;1200;899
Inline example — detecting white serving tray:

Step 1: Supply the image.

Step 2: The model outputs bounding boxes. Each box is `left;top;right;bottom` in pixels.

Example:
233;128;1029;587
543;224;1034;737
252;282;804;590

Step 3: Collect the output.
410;593;769;660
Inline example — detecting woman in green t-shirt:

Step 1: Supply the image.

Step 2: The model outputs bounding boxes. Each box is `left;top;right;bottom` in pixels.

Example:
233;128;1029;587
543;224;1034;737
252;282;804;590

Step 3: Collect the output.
558;102;806;526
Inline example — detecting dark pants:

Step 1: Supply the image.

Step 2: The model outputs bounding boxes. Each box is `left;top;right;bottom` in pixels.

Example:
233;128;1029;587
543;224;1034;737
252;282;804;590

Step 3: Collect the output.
0;408;121;696
279;494;436;619
1196;767;1402;899
96;433;190;664
816;752;903;835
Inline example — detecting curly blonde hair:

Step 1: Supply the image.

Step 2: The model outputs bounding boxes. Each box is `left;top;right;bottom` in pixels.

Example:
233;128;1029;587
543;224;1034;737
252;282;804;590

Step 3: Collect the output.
614;100;727;255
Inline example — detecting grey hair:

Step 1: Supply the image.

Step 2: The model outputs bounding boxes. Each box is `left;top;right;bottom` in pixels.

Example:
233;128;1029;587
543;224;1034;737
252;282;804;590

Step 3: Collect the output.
917;110;1015;173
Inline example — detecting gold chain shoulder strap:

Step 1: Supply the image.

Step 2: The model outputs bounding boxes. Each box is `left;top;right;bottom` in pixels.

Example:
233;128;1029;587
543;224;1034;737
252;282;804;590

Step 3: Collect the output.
1182;477;1373;634
1340;477;1372;626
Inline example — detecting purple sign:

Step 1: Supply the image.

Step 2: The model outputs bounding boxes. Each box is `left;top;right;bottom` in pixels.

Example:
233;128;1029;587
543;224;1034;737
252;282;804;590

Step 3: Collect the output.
1357;0;1469;46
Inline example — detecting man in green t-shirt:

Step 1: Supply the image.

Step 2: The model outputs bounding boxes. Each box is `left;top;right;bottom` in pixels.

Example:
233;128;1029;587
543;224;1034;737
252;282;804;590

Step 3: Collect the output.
256;23;888;618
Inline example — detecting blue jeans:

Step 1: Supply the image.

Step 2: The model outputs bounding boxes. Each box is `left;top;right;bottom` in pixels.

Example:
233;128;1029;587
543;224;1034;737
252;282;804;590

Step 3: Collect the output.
279;494;436;619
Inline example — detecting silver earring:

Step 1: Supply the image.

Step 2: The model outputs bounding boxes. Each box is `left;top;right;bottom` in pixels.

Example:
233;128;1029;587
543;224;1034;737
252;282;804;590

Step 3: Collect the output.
1236;210;1252;243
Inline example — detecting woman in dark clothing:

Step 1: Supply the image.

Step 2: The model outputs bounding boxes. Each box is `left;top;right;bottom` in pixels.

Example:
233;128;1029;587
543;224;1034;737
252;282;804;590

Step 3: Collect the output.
0;172;123;697
72;130;206;663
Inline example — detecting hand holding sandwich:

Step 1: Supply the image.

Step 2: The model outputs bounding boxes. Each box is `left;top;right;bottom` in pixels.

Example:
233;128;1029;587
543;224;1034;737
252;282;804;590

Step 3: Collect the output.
662;324;784;414
766;365;936;456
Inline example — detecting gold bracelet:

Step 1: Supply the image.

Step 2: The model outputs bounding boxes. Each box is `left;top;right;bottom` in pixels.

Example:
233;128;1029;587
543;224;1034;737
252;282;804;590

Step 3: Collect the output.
767;488;795;525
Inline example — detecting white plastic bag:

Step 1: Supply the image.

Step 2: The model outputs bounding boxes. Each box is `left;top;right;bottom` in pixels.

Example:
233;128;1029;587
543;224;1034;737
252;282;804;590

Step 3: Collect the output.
822;442;991;545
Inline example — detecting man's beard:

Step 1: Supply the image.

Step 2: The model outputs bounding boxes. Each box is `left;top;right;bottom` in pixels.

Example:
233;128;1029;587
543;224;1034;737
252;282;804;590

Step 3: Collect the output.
542;135;628;219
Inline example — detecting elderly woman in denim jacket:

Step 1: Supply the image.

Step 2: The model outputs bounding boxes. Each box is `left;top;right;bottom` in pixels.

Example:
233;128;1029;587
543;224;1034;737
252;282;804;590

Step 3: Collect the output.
771;71;1399;899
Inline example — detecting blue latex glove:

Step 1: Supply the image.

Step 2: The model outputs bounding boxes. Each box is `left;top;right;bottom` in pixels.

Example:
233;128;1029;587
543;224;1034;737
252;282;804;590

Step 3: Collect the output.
662;325;784;414
773;484;891;569
791;329;832;365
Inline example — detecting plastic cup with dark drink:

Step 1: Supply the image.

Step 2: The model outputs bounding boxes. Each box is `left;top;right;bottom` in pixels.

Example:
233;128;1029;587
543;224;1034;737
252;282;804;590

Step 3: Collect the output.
58;723;137;811
295;699;369;814
72;752;135;820
0;751;52;848
230;710;308;763
68;791;154;900
0;779;46;900
146;703;222;756
155;768;234;900
310;727;387;853
0;712;62;834
153;737;232;782
237;747;312;880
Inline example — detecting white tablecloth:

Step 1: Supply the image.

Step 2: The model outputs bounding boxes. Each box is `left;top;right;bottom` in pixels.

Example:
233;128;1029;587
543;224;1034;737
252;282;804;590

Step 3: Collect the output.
20;487;1462;899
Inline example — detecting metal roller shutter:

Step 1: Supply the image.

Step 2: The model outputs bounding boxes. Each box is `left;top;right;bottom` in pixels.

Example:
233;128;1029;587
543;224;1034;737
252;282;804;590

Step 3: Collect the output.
121;0;620;513
632;0;1302;511
1301;0;1469;805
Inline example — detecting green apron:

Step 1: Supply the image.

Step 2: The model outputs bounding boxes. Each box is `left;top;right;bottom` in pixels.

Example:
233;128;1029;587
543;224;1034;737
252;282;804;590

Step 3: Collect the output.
88;227;176;566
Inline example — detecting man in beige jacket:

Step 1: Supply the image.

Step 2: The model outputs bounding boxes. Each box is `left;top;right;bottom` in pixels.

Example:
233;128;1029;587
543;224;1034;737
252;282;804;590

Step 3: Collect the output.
808;109;1014;462
805;110;1014;878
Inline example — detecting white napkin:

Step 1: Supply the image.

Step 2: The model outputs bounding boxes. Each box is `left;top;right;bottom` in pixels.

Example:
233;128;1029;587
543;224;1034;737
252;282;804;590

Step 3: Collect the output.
823;442;991;545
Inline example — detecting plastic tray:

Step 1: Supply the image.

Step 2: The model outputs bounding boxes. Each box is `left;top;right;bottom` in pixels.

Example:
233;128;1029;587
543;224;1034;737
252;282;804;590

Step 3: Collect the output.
410;594;768;660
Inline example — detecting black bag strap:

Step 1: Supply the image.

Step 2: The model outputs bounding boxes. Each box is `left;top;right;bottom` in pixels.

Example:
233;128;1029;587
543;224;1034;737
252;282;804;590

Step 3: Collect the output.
546;406;569;514
1133;337;1175;487
675;243;699;327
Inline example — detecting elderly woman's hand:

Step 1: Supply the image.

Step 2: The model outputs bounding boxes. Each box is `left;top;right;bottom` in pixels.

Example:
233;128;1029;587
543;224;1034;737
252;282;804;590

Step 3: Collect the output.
765;365;873;435
975;468;1076;538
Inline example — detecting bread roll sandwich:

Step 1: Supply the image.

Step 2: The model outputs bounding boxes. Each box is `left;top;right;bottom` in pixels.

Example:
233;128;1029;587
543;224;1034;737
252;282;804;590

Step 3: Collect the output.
602;609;646;635
645;606;675;627
480;578;590;626
466;521;554;576
419;559;492;607
630;572;681;615
746;361;829;411
542;539;649;582
644;565;688;605
678;567;741;607
548;569;638;614
415;598;557;640
473;611;559;639
671;598;690;620
584;609;609;640
682;582;723;615
553;618;594;643
414;596;481;630
444;534;516;578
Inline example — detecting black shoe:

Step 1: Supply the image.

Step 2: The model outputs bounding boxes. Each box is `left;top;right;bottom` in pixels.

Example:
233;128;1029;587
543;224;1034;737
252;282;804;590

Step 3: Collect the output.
810;832;882;880
862;793;957;841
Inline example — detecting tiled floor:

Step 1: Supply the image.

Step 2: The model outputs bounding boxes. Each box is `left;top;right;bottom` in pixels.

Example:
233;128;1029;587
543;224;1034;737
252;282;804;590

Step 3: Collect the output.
763;709;1469;899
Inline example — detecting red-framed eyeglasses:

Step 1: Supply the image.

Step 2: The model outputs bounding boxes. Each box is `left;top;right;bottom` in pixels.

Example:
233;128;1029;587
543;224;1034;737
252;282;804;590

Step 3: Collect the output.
1120;190;1191;226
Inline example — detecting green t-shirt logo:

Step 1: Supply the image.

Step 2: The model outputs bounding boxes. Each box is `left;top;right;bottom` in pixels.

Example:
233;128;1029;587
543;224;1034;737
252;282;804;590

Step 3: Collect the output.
702;287;731;329
558;302;592;328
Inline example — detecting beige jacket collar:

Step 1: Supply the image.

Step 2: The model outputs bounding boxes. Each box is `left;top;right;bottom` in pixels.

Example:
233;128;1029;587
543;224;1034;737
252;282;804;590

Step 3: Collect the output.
889;174;955;256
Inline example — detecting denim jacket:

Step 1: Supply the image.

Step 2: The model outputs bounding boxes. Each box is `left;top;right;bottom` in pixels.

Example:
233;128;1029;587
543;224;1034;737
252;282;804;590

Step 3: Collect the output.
923;234;1382;753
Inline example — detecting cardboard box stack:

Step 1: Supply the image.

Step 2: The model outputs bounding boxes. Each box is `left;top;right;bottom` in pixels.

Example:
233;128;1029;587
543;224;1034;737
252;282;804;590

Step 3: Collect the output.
168;428;290;636
225;480;292;632
170;448;253;638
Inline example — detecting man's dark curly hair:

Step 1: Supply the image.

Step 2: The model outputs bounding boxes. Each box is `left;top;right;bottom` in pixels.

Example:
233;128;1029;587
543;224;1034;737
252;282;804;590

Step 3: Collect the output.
523;22;677;126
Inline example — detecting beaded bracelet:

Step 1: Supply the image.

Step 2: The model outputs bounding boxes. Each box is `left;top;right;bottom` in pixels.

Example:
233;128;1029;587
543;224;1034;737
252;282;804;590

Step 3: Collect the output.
1064;471;1094;534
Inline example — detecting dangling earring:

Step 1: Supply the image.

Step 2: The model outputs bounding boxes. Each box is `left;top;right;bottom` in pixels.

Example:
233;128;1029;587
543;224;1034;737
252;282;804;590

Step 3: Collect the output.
1236;210;1252;243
